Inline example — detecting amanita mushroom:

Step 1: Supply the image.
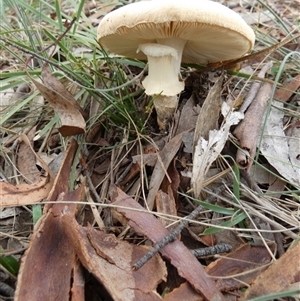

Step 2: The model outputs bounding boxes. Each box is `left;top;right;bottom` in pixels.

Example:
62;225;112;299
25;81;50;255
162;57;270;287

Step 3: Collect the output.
97;0;255;129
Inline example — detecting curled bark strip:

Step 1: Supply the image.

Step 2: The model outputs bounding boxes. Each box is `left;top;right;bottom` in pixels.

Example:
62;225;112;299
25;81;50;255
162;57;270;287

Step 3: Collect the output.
0;175;53;208
233;83;273;171
236;148;251;169
0;134;55;208
239;61;273;113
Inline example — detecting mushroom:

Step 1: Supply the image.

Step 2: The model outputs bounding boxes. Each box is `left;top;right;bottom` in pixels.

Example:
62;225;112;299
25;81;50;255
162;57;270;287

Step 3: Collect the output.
97;0;255;129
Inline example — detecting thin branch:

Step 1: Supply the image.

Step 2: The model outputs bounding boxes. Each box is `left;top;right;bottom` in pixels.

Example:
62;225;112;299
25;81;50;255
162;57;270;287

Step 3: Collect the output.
191;243;232;258
133;185;226;270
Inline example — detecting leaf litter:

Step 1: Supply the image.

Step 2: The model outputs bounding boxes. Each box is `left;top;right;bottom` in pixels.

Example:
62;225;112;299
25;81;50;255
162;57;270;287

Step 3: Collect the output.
28;63;86;136
0;0;300;300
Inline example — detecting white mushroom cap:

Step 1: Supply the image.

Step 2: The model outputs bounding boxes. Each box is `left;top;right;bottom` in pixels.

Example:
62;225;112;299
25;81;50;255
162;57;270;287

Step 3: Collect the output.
97;0;255;96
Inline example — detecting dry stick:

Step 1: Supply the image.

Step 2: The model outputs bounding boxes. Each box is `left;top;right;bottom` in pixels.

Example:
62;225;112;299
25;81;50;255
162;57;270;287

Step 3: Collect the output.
0;282;15;298
85;170;104;204
208;32;300;70
133;185;226;270
115;162;133;185
191;243;232;258
42;18;77;54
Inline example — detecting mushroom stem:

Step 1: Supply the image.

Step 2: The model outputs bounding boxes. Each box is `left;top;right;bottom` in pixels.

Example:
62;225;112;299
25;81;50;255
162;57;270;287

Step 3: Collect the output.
137;43;184;96
137;39;186;129
157;38;187;76
153;95;178;130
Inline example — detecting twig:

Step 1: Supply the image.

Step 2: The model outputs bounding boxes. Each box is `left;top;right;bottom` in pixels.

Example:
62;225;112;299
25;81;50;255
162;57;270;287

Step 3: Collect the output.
42;18;77;55
0;282;15;297
133;185;226;270
0;247;27;256
85;170;103;204
191;243;232;258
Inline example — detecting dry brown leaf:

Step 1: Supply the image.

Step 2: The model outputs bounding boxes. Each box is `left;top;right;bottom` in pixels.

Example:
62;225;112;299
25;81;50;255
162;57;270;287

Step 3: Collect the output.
243;240;300;300
239;10;275;25
84;0;120;26
0;134;55;208
132;153;158;167
111;186;225;301
161;158;180;202
175;95;198;135
274;74;300;102
147;133;183;210
17;127;40;183
267;176;286;200
206;244;272;292
233;83;272;170
61;213;166;301
193;73;223;148
14;186;83;301
30;63;86;136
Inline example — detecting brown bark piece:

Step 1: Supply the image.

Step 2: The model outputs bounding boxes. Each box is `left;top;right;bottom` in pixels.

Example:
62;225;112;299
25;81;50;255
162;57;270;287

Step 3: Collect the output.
61;213;166;301
206;244;272;292
71;258;85;301
0;174;53;208
239;61;273;113
274;74;300;102
164;282;204;301
155;188;177;231
243;240;300;300
112;186;225;301
14;186;83;301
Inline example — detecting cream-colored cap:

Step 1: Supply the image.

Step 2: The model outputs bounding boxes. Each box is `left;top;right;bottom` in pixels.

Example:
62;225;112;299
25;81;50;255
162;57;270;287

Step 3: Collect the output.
97;0;255;64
